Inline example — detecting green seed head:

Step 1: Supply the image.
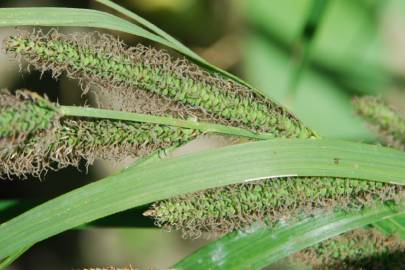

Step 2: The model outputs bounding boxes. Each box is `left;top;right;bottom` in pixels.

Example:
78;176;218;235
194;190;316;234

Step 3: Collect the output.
289;228;405;269
146;177;404;238
7;31;402;245
138;97;402;238
0;89;59;140
5;29;317;139
353;96;405;150
0;90;200;178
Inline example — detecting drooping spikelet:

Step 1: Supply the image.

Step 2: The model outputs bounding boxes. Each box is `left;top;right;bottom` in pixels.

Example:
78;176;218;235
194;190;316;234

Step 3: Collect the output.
146;98;405;237
289;228;405;270
0;90;200;178
146;177;404;238
4;29;315;138
4;30;403;241
0;89;59;140
353;96;405;150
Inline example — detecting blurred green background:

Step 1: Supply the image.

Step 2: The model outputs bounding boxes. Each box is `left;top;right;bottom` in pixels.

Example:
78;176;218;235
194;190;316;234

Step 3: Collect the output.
1;0;405;269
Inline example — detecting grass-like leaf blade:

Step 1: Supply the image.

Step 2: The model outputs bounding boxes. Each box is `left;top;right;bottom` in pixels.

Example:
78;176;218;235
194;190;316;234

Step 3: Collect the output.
0;8;171;47
175;203;405;270
0;6;255;91
0;139;404;259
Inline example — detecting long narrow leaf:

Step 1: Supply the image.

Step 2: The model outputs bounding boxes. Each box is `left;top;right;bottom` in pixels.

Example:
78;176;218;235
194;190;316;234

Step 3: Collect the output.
0;6;255;91
0;200;153;228
0;8;171;47
288;0;329;96
0;139;404;259
175;203;405;270
60;106;274;140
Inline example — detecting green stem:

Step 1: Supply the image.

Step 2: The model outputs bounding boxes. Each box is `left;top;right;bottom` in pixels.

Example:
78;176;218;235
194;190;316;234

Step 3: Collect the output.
59;105;274;140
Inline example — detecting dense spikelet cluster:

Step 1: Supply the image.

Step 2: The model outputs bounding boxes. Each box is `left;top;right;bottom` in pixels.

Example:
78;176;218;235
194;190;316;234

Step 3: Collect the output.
147;99;405;237
4;29;316;138
0;89;59;140
0;90;200;178
353;96;405;150
146;177;404;238
4;30;404;241
289;228;405;270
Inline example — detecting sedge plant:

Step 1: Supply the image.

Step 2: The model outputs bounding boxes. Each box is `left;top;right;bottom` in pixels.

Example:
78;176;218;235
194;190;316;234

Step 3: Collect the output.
4;29;404;238
0;2;404;269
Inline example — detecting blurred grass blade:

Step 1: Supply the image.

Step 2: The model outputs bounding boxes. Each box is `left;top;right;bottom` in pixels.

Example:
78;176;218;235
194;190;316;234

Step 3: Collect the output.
0;139;404;259
175;203;405;270
288;0;329;97
0;200;18;212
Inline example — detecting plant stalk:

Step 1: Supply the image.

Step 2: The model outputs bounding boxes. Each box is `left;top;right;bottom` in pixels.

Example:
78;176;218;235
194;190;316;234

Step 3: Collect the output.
59;105;274;140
